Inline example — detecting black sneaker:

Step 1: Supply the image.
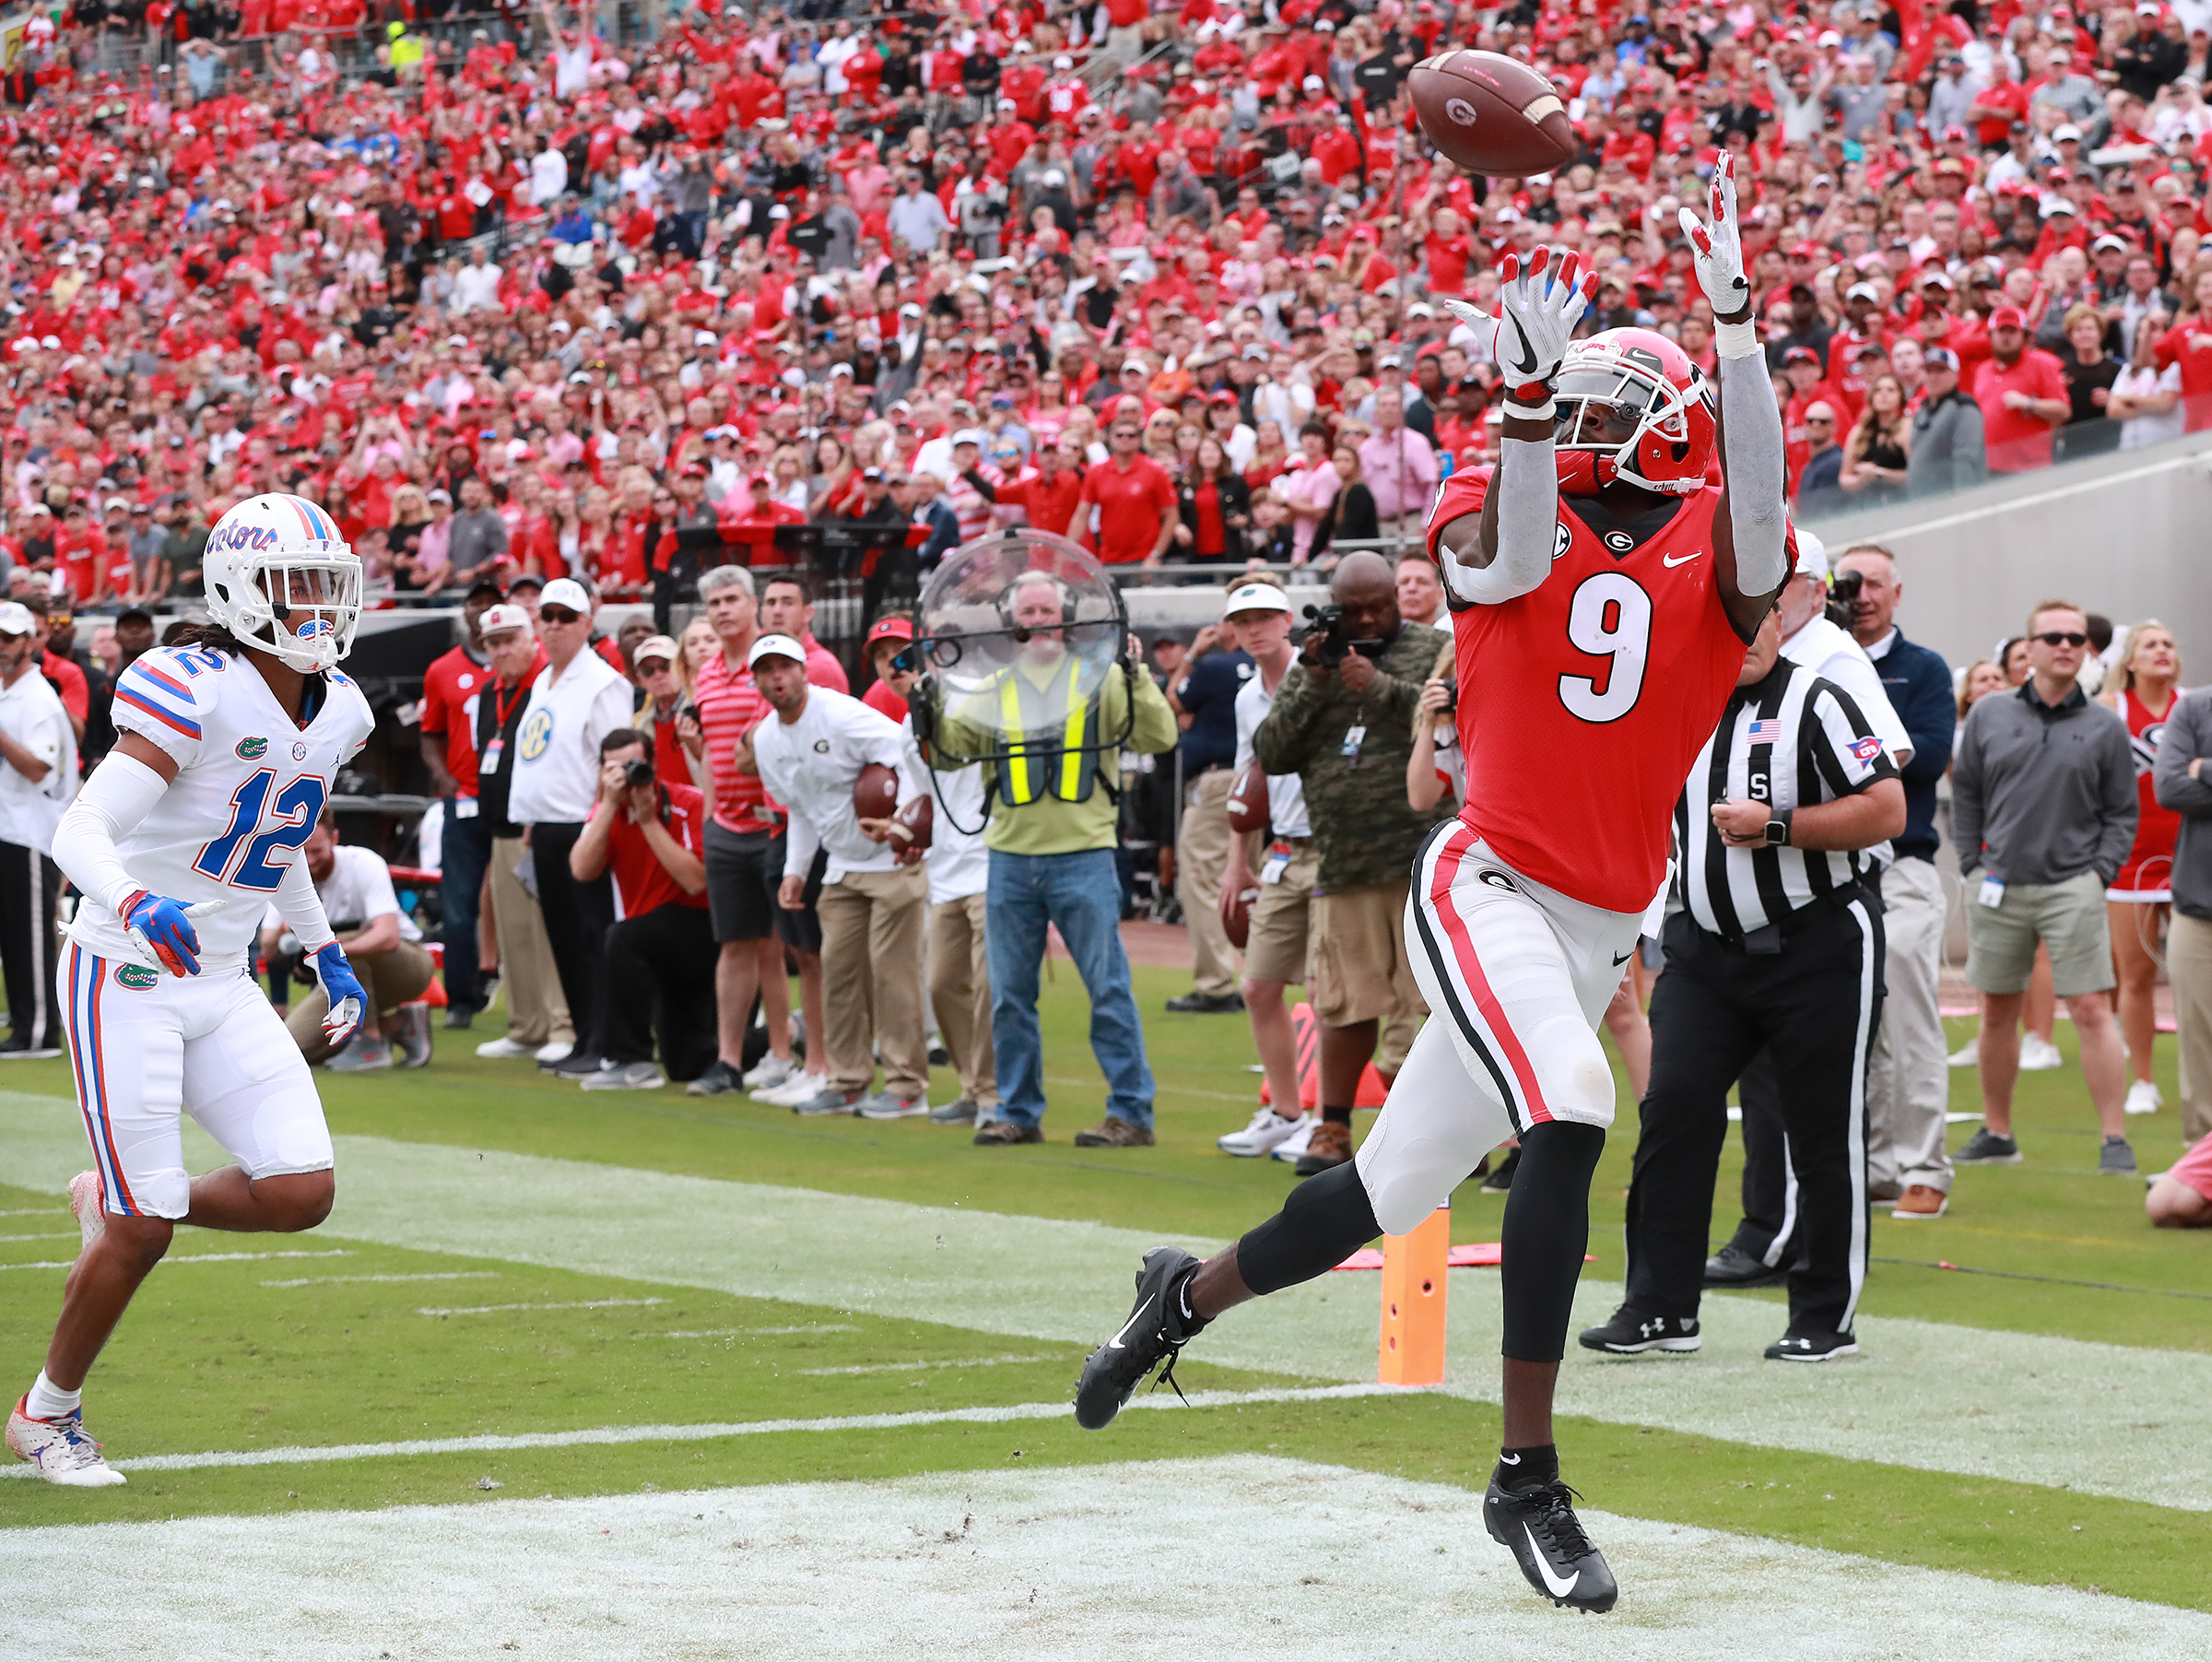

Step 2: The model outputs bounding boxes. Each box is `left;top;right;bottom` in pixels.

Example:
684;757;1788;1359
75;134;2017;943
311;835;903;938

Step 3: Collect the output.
553;1052;604;1079
2099;1136;2138;1177
1074;1246;1206;1430
0;1034;63;1059
442;1007;476;1031
1702;1243;1786;1289
1165;991;1246;1014
1955;1127;2023;1165
685;1060;742;1098
1577;1305;1701;1355
1764;1326;1859;1362
1484;1476;1618;1612
1481;1146;1520;1192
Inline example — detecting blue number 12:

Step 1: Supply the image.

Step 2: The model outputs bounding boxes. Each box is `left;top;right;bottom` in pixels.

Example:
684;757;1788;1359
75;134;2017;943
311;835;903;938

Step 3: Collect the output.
193;773;328;890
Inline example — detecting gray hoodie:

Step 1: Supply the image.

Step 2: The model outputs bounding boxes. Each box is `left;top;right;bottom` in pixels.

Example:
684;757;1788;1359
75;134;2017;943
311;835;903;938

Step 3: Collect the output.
2154;687;2212;921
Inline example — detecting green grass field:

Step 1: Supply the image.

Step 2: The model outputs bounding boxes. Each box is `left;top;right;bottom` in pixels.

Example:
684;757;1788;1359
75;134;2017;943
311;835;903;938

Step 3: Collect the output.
2;964;2206;1656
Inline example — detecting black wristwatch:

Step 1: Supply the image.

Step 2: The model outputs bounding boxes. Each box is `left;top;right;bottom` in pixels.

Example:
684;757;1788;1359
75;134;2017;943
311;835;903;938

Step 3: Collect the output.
1762;807;1794;848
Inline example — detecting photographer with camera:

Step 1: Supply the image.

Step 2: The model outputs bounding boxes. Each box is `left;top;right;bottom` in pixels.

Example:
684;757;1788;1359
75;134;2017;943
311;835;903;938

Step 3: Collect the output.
1251;550;1448;1173
565;729;715;1092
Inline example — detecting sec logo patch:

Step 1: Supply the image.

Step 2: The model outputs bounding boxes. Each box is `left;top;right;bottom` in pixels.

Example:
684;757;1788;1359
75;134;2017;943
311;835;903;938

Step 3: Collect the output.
1553;522;1572;560
114;963;159;991
518;708;554;761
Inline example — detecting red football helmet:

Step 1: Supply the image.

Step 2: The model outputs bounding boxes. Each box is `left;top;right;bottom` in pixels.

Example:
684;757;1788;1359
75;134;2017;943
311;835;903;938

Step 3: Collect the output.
1551;327;1718;496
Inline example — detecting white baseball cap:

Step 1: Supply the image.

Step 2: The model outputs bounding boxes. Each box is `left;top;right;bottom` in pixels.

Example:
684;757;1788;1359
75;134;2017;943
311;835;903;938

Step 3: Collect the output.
633;633;679;665
1222;581;1292;619
0;600;36;636
478;603;531;636
747;632;807;669
1794;526;1830;583
538;577;593;614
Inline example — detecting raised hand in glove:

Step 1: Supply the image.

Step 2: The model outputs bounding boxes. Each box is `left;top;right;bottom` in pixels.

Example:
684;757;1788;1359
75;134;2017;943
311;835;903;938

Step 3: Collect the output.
1450;247;1596;401
122;892;226;977
1678;150;1752;321
312;941;369;1050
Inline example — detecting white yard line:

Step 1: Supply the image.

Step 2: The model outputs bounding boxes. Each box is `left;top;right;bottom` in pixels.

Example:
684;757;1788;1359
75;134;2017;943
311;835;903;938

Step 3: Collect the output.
0;1249;351;1273
417;1297;667;1317
0;1385;1398;1478
797;1354;1057;1376
3;1090;2207;1510
1;1456;2202;1659
0;1232;78;1244
262;1272;504;1288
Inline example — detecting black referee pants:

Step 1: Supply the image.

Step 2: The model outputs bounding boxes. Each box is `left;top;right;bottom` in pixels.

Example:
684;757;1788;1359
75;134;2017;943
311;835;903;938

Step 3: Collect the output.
0;839;60;1051
601;902;719;1081
1624;902;1883;1338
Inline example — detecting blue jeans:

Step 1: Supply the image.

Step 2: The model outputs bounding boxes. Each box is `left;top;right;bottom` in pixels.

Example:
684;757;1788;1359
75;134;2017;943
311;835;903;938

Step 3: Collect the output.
986;848;1154;1131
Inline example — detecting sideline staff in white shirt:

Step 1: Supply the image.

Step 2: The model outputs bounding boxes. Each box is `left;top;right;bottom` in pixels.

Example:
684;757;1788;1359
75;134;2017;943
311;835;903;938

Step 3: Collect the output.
748;633;932;1118
0;600;76;1057
900;692;997;1125
507;576;634;1074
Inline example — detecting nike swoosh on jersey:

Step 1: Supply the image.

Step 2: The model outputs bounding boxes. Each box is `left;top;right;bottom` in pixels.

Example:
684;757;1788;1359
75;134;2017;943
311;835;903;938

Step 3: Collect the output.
1662;550;1704;567
1527;1525;1581;1597
1612;950;1634;967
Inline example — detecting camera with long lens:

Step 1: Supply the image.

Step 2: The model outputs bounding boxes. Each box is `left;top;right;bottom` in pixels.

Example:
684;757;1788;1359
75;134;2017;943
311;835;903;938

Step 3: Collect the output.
1825;567;1864;631
1300;603;1387;668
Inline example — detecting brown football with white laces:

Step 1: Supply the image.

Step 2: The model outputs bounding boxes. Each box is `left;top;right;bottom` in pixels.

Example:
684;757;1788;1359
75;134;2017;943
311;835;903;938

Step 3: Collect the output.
1409;50;1578;178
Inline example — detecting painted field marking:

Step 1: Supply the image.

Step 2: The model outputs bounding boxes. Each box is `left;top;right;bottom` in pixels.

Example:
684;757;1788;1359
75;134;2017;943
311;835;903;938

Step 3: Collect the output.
263;1272;505;1289
0;1232;80;1244
797;1354;1059;1376
0;1249;351;1273
646;1325;863;1341
0;1385;1401;1479
0;1208;65;1218
418;1297;668;1317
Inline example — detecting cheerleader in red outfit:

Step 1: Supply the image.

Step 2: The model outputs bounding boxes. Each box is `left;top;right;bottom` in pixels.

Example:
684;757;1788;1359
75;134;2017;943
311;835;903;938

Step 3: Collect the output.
2100;621;2185;1117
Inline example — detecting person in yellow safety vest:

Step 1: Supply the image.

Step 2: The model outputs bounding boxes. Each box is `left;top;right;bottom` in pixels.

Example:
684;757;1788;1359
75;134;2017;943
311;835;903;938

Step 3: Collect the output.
926;570;1177;1148
388;21;425;74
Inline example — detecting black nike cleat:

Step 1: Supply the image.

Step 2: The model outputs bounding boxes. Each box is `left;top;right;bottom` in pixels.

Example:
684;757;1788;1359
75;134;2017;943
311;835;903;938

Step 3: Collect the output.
1074;1246;1207;1430
1577;1304;1701;1355
1485;1477;1618;1612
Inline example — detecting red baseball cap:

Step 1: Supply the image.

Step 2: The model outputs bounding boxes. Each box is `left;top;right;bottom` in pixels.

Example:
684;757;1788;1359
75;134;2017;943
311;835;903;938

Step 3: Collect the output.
865;616;915;649
1989;304;2028;331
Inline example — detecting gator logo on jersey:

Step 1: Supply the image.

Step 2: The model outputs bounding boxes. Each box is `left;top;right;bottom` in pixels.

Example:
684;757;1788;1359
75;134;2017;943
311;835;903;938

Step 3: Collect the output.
236;737;269;760
518;708;554;761
114;963;159;991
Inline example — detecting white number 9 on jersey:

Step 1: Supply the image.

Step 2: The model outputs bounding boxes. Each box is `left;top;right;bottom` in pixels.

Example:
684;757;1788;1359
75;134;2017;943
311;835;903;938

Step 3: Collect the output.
1558;572;1653;725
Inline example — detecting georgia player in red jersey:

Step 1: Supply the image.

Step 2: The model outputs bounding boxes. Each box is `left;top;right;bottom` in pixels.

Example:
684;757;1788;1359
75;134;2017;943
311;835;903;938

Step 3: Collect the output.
1071;155;1789;1614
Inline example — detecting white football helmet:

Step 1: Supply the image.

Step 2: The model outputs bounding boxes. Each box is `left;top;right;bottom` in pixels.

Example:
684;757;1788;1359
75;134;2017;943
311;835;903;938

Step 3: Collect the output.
202;492;363;674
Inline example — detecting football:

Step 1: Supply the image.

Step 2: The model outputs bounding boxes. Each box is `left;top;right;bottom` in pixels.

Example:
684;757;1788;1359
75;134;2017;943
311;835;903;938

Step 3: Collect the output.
853;761;901;821
1408;50;1578;178
890;792;933;864
1226;766;1270;836
1221;880;1260;949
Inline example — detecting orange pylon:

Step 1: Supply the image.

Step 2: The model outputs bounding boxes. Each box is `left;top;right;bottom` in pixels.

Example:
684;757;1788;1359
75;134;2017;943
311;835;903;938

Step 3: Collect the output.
1378;1204;1450;1385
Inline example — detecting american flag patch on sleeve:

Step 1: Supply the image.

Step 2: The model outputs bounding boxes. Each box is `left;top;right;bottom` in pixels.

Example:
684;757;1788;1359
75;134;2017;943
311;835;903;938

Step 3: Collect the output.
1746;718;1782;742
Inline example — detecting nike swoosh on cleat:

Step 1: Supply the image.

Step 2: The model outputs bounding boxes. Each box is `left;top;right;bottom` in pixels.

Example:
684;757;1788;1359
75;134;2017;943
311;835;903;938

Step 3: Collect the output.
1662;550;1703;567
1106;1294;1154;1350
1526;1525;1580;1598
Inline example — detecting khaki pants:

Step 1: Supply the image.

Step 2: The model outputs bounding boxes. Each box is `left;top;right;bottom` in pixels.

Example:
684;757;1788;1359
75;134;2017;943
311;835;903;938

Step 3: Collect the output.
489;834;573;1050
2169;913;2212;1146
930;891;996;1109
818;864;930;1098
1177;769;1240;997
1866;856;1953;1194
288;939;436;1066
1310;877;1428;1076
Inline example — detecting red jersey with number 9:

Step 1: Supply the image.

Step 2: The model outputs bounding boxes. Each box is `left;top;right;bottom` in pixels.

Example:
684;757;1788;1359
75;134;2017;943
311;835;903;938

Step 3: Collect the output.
1427;471;1748;914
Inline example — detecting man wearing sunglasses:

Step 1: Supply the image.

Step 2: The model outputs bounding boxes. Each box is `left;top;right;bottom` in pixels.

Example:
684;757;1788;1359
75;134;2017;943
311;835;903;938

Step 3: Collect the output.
1953;600;2140;1174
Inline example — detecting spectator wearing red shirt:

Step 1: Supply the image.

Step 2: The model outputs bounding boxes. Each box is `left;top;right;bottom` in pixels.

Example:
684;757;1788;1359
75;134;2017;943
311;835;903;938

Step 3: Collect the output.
52;503;109;607
997;442;1086;537
568;728;717;1089
1079;416;1178;566
1972;305;2071;472
2156;268;2212;432
859;616;915;725
418;579;506;1023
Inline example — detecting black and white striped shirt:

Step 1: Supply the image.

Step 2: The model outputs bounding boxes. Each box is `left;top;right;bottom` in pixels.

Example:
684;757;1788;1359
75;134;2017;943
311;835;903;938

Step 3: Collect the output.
1675;661;1899;941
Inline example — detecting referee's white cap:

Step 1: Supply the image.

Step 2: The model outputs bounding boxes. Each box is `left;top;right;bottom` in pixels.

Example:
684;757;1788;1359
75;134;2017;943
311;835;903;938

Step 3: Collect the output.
1222;580;1291;619
1794;525;1830;584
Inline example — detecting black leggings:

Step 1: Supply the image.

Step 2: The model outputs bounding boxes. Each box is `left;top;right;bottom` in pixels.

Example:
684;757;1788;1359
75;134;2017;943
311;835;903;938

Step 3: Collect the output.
1233;1119;1606;1363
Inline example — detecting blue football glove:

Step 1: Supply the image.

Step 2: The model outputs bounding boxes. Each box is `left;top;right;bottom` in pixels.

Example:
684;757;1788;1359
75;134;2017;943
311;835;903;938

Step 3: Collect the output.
312;943;368;1050
121;892;226;977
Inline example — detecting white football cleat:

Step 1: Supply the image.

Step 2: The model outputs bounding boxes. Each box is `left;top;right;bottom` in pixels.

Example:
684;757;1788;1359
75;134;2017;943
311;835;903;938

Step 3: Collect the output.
1218;1106;1309;1158
2124;1079;2162;1115
754;1069;827;1107
6;1396;127;1487
67;1171;106;1254
2018;1034;2064;1071
1270;1114;1318;1164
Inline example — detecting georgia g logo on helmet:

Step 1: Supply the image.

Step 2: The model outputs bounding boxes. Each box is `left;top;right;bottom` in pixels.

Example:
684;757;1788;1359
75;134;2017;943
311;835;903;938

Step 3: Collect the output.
202;493;364;674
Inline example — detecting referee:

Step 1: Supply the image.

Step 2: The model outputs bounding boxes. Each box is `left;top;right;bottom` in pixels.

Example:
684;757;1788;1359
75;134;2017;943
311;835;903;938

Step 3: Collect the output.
1580;608;1904;1363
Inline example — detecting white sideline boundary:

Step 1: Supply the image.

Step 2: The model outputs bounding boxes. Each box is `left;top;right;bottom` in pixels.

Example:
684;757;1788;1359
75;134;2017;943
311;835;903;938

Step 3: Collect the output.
0;1385;1402;1479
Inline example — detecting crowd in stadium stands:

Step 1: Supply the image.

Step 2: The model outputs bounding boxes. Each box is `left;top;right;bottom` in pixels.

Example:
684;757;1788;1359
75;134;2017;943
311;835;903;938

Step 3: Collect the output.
0;0;2206;1226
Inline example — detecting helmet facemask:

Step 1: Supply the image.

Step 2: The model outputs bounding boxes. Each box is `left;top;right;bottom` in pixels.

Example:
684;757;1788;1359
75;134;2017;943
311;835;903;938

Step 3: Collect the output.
214;548;363;674
1553;358;1708;495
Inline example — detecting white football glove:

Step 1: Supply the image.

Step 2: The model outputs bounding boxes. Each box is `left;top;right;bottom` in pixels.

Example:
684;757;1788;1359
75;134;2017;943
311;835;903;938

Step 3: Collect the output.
1678;149;1752;318
1477;247;1595;395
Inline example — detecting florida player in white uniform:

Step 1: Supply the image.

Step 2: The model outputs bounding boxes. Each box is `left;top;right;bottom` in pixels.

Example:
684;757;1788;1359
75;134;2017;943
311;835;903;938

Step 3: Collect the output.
6;492;372;1487
1074;158;1790;1610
